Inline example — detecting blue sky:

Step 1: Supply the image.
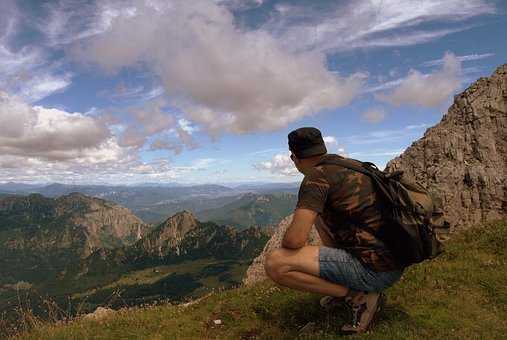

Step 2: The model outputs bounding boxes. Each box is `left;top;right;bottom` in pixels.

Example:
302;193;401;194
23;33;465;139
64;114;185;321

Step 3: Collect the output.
0;0;505;185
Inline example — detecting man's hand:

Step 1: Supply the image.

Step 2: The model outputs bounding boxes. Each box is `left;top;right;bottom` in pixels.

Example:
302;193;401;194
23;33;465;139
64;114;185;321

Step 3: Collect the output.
282;208;318;249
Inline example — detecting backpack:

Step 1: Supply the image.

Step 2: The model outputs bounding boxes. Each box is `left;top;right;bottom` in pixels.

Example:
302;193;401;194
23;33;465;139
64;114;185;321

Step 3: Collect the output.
316;156;449;268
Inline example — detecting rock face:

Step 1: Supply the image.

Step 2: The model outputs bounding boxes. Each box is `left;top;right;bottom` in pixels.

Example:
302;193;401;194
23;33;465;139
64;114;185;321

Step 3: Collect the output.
136;210;199;257
386;64;507;230
0;192;149;257
243;214;321;286
60;193;149;257
0;192;151;284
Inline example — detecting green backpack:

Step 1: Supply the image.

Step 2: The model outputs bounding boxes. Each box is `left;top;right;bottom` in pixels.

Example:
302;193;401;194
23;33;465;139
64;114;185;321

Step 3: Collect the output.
316;156;449;268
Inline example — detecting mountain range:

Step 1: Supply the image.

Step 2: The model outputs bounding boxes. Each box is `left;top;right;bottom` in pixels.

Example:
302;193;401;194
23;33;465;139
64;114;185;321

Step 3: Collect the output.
0;192;270;320
0;182;299;225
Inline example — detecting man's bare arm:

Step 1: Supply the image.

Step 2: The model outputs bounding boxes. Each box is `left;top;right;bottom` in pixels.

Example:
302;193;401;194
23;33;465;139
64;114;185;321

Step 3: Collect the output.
282;208;318;249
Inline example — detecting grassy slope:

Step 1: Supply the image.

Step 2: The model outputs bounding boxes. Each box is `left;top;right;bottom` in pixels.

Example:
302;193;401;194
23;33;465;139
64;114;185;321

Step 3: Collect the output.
15;219;507;339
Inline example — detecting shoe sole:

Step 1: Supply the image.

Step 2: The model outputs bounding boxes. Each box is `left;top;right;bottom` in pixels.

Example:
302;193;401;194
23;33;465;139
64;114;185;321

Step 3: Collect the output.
340;293;386;335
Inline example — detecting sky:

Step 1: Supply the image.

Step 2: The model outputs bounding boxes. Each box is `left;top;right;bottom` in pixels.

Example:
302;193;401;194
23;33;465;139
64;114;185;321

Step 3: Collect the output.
0;0;506;185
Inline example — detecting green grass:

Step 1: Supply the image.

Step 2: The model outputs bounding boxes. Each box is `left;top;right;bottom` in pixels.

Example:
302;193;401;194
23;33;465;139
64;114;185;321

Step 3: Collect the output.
13;219;507;339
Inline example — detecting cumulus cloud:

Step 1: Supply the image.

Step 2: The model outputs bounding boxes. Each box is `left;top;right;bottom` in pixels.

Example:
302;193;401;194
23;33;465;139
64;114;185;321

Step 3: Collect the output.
118;99;176;148
323;135;348;156
0;92;177;184
377;52;462;107
361;108;386;123
149;125;199;154
253;151;298;176
255;135;349;176
75;0;363;136
0;92;116;161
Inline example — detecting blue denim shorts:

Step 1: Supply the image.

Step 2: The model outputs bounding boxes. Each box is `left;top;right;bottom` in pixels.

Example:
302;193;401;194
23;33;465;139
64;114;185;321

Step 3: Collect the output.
319;246;403;292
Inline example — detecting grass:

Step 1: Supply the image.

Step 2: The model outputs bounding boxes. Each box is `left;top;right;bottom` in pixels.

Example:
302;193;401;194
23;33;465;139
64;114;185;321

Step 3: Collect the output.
12;218;507;339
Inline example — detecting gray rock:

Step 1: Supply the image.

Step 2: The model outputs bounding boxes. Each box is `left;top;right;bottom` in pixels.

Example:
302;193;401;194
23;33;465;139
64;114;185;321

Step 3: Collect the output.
243;214;321;286
385;64;507;231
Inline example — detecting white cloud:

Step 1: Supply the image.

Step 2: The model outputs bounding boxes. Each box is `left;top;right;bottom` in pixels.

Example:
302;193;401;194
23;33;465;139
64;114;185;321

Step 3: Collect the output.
323;136;337;146
0;2;74;102
116;99;183;149
339;124;429;145
406;123;428;130
377;52;462;107
264;0;495;54
363;78;404;93
74;0;363;137
39;0;138;46
253;151;299;176
178;118;198;135
323;135;348;156
361;108;386;123
0;92;115;161
247;147;286;156
16;72;72;103
0;93;182;184
421;53;494;67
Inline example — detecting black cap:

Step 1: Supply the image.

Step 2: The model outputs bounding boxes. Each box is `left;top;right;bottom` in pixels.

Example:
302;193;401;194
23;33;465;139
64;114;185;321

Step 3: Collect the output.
288;127;327;159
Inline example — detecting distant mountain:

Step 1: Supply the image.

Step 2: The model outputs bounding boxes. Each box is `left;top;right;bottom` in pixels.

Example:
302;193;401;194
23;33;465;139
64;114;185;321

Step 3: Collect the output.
0;193;150;286
76;209;270;310
230;182;299;194
84;210;270;273
0;182;46;193
196;192;297;229
34;183;239;204
0;182;301;225
132;194;242;224
0;183;244;223
0;194;270;319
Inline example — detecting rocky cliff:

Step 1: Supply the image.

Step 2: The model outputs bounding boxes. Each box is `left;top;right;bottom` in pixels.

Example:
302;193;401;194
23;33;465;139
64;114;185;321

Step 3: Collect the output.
119;210;271;263
61;193;150;257
0;192;150;284
386;64;506;230
135;210;199;257
0;193;149;255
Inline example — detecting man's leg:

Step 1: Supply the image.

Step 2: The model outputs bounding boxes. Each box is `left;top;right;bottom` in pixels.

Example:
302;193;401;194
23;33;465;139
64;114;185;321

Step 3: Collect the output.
264;246;349;298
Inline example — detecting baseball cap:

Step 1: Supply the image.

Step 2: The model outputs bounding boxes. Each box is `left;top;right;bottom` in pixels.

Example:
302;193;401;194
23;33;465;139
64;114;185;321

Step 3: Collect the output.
288;127;327;159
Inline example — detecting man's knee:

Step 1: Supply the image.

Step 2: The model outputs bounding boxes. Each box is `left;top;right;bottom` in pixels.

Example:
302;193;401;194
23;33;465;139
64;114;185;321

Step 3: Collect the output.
264;248;287;282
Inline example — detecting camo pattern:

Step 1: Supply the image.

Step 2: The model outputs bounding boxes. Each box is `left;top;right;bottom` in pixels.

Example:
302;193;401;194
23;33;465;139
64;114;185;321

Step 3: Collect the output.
296;154;401;272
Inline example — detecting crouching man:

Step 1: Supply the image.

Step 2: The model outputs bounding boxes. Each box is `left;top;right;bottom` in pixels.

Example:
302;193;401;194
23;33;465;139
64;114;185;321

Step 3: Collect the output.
264;127;404;334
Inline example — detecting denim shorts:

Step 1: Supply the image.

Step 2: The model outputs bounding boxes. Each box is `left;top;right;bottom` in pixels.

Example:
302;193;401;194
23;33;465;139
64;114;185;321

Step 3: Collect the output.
319;246;403;292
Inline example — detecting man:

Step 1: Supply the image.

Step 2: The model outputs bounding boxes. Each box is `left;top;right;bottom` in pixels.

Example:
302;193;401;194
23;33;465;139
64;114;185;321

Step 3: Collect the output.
264;127;404;334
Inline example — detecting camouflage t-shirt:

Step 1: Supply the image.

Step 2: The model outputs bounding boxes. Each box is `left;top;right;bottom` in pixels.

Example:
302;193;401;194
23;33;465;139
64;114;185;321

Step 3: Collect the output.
296;153;401;272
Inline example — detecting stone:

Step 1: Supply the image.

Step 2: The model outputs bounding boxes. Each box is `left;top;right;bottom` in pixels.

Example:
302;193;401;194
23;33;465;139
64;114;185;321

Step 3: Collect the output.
243;214;321;286
83;307;115;321
385;64;507;231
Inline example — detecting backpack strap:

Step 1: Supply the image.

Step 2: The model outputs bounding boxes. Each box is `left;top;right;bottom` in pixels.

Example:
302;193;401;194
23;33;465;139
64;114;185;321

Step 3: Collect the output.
316;157;395;203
